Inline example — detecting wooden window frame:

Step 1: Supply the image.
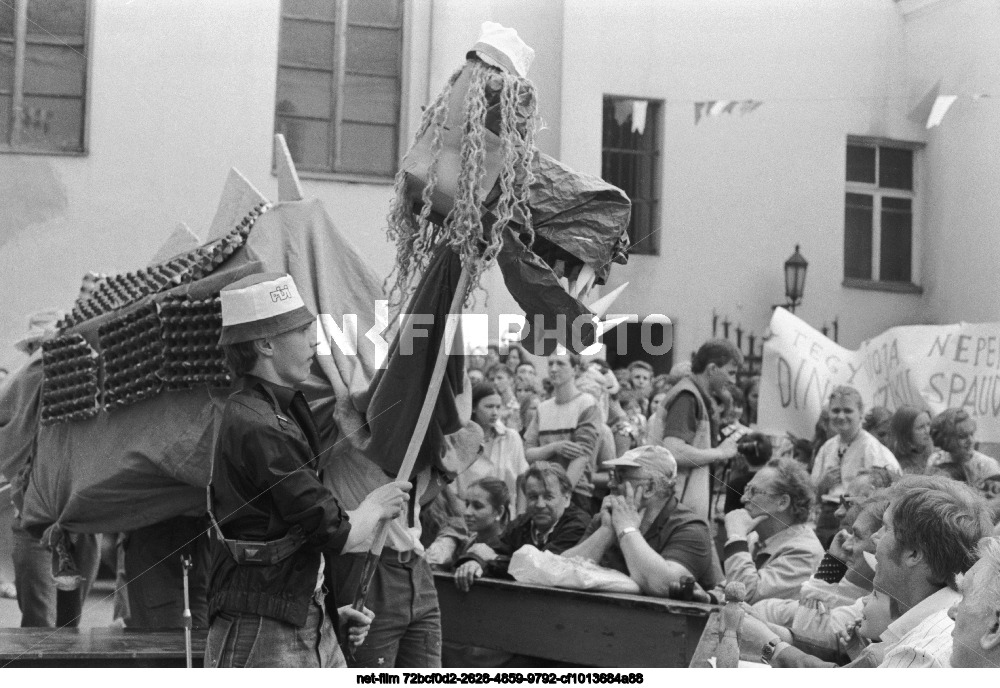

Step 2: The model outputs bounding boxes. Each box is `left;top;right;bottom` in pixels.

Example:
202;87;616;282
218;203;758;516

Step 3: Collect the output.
275;0;404;182
601;95;662;256
0;0;90;156
843;136;923;292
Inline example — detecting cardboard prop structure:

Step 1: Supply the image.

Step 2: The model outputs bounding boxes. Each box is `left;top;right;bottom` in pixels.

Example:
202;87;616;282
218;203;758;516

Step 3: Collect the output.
0;23;632;556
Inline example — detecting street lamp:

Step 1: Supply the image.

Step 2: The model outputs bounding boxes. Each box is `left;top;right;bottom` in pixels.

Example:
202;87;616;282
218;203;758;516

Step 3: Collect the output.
783;244;808;313
772;245;808;313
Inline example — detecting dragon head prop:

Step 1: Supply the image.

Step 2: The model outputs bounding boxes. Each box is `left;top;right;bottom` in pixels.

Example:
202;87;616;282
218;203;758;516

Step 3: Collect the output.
387;22;631;356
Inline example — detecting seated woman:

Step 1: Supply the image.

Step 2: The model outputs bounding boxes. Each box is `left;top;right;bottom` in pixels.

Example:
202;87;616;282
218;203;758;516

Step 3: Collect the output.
722;457;825;603
561;445;722;594
749;491;889;654
453;463;590;590
927;408;1000;492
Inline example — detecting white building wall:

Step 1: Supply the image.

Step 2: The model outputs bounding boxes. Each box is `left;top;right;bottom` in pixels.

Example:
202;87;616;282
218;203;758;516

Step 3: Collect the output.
900;0;1000;326
560;0;931;363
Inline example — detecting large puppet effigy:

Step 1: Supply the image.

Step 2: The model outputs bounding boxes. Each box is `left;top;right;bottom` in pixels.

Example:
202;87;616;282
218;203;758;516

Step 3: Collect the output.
0;23;632;571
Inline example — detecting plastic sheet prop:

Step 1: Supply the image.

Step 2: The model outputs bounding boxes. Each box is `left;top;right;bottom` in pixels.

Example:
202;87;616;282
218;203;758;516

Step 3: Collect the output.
508;544;642;594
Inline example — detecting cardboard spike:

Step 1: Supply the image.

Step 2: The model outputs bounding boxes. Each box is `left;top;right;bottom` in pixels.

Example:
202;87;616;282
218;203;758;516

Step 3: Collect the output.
570;264;597;299
204;168;269;243
588;282;629;319
595;315;629;339
148;223;201;267
274;134;305;202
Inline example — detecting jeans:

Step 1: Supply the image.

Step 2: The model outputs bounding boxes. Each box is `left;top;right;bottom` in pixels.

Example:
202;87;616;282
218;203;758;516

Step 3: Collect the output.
335;551;442;668
11;520;99;628
204;590;343;668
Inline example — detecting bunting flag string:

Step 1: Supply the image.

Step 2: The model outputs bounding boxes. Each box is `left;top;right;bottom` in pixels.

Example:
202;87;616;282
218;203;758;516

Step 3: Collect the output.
689;89;990;127
694;99;763;125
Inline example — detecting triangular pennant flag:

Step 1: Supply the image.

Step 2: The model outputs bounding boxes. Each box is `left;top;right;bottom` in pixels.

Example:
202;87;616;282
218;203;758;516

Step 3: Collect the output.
631;100;648;134
614;100;632;127
908;79;941;125
926;95;957;128
709;100;730;117
694;102;707;125
741;100;763;114
722;101;739;115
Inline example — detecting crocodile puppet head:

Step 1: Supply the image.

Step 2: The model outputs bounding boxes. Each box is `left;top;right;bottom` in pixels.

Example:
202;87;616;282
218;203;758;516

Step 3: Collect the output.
387;23;631;356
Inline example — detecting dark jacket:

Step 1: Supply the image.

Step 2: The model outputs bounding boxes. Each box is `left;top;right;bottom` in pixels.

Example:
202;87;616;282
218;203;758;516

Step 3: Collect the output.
458;503;591;576
207;376;351;627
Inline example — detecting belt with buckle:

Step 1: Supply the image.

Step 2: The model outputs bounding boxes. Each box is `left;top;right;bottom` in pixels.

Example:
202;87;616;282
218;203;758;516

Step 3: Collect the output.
381;547;416;566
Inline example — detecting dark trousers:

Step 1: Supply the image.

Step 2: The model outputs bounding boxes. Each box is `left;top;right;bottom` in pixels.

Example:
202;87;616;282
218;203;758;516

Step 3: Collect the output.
123;515;210;628
333;550;442;668
11;520;99;628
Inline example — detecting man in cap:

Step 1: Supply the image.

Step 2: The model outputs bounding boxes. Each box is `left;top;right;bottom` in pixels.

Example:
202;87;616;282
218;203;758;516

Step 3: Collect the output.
206;272;411;668
562;445;722;593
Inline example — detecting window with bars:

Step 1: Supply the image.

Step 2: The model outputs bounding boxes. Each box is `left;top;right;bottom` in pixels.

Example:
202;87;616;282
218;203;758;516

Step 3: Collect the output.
844;139;920;287
275;0;404;179
0;0;88;154
601;96;661;256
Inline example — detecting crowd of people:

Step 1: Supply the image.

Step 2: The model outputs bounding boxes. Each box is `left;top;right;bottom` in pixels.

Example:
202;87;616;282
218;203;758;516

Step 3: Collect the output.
423;336;1000;668
5;286;1000;669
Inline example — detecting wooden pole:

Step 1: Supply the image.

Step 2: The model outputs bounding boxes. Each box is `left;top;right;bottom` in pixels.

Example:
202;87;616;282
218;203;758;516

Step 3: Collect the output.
351;265;471;611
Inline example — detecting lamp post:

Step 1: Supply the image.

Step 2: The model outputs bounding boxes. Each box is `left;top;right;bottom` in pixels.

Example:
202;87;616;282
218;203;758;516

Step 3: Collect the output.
774;245;808;313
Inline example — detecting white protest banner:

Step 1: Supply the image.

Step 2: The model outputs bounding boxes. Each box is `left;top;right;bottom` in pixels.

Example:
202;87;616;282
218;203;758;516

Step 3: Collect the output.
759;308;1000;443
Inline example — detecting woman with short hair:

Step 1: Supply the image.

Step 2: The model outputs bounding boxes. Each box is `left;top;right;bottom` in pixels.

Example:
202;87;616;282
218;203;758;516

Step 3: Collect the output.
926;408;1000;491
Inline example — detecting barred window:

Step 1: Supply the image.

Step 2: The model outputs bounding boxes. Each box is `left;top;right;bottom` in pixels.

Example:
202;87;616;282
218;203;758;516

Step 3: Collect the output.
275;0;404;178
602;96;662;256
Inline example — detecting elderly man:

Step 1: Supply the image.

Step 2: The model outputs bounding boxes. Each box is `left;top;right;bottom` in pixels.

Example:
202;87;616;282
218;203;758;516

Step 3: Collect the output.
722;457;824;604
739;475;993;667
562;446;722;593
949;537;1000;667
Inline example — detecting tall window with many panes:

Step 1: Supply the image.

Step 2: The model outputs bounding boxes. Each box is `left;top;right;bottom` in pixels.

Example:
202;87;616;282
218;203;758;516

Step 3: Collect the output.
0;0;88;154
844;138;920;288
274;0;404;179
602;96;661;256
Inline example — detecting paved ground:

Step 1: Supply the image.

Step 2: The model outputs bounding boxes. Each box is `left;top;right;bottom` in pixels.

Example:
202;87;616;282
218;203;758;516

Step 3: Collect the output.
0;580;118;628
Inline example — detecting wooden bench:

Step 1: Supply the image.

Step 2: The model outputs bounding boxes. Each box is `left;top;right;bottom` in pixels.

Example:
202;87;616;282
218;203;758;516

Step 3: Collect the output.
434;572;716;667
0;627;207;668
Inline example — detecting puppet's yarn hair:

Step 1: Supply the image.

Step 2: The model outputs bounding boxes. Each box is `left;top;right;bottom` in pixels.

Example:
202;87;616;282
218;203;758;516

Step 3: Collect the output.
386;59;538;309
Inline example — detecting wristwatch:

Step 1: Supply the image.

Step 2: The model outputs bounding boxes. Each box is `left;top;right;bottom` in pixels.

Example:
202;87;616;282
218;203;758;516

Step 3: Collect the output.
761;638;789;665
617;526;639;540
760;638;780;665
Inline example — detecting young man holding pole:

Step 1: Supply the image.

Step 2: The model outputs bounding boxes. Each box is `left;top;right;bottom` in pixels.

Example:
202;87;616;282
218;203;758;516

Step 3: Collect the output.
206;273;410;668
